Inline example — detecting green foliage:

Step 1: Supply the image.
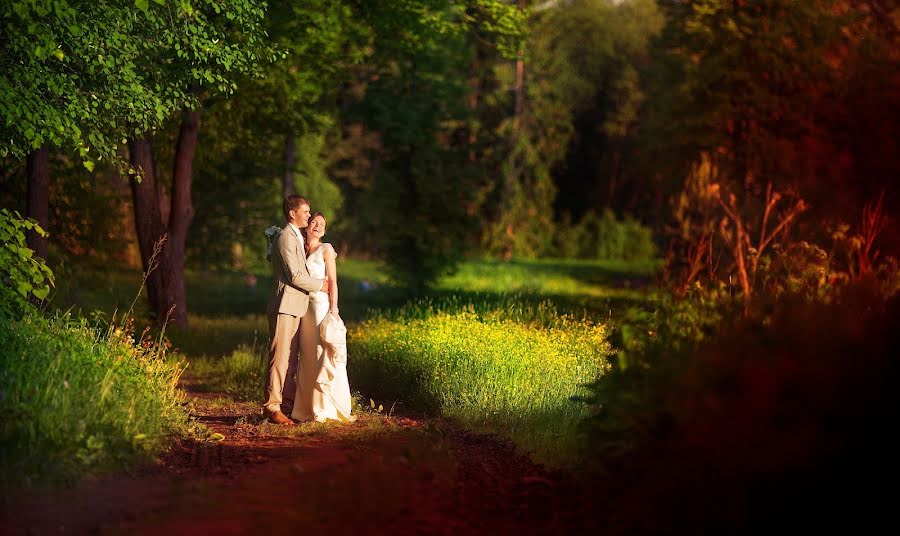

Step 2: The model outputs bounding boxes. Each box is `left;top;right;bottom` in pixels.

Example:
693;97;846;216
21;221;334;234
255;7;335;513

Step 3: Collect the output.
640;0;899;216
0;314;191;487
49;265;270;357
482;0;664;256
582;287;732;467
1;0;269;164
759;237;900;304
186;0;361;269
556;209;657;262
349;297;615;467
292;133;344;222
344;2;478;290
0;209;54;317
166;315;269;359
326;0;527;289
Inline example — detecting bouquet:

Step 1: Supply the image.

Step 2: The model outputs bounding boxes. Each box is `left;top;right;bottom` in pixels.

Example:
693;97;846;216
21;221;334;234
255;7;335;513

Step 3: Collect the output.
264;225;282;261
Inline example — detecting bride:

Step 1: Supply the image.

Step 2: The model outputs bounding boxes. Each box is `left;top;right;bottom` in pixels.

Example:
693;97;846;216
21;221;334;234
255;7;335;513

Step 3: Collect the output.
291;212;354;423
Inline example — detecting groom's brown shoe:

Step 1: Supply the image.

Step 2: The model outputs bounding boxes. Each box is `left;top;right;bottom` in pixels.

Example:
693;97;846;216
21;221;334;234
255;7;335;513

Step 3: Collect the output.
267;410;294;425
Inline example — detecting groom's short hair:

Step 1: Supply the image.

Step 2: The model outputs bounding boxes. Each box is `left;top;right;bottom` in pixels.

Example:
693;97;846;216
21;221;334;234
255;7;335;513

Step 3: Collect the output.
283;195;309;221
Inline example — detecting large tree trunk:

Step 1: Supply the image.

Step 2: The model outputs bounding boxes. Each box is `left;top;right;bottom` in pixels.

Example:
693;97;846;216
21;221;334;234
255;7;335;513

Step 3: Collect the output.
166;108;200;329
128;135;174;323
282;132;296;200
25;146;49;259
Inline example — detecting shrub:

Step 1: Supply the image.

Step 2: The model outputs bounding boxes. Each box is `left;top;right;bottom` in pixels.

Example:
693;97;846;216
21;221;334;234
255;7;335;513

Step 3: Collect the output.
555;209;658;262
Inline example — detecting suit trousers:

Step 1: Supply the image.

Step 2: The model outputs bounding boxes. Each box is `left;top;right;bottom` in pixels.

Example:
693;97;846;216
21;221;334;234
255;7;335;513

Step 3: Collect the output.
265;311;304;414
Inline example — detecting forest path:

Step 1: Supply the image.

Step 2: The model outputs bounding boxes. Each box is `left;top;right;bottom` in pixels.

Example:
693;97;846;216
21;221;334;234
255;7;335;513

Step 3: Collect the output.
3;383;598;535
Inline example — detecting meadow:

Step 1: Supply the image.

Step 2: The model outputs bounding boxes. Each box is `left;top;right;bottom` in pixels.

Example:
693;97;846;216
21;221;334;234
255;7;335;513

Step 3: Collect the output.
45;257;659;469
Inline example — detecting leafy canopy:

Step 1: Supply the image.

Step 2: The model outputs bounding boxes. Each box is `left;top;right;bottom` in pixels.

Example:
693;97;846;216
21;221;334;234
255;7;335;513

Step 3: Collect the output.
0;0;269;167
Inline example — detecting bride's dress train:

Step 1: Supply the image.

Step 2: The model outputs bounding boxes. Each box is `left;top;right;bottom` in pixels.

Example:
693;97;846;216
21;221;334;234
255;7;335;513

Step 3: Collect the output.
296;243;354;423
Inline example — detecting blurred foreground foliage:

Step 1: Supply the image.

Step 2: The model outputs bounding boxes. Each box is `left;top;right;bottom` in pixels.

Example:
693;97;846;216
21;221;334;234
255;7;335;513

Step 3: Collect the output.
583;283;899;531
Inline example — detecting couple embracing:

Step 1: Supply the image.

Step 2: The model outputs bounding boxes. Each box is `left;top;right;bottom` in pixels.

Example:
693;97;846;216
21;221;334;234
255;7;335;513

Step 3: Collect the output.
264;194;353;425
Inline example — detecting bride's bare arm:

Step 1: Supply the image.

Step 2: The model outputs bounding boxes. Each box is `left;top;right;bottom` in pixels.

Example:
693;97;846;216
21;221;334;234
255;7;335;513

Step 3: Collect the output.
324;244;339;313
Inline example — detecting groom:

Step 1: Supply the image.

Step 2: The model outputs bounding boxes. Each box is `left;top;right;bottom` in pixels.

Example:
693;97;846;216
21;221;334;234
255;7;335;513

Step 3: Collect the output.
265;194;329;425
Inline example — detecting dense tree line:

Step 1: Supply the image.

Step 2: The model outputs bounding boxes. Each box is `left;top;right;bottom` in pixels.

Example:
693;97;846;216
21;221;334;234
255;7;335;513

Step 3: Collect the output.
2;0;897;322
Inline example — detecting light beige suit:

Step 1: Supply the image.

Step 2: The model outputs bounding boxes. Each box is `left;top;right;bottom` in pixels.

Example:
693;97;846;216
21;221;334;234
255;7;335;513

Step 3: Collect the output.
265;226;323;414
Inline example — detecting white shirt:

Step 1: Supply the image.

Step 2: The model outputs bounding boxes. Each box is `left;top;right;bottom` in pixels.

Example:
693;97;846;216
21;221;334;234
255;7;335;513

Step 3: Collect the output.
287;223;305;249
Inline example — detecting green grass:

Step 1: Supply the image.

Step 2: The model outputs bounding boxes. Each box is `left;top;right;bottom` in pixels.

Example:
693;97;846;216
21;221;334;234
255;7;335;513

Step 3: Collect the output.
0;314;193;488
189;345;268;401
43;257;658;469
440;258;659;295
167;315;268;358
349;298;615;467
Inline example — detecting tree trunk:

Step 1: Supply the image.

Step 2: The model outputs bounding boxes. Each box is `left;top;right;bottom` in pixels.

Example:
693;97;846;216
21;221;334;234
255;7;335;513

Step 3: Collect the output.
128;135;173;323
25;146;49;259
607;147;621;208
467;58;481;165
166;108;201;329
503;0;527;259
513;0;526;132
282;132;296;200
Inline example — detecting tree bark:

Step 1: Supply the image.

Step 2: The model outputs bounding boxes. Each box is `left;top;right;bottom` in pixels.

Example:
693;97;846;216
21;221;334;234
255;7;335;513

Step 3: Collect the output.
128;135;173;323
513;0;526;132
503;0;527;259
282;132;296;200
25;146;49;259
166;108;201;329
467;57;482;165
607;147;621;208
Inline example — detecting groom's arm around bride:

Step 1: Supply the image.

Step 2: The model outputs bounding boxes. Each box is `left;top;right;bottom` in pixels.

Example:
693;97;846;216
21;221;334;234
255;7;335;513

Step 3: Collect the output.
273;229;327;301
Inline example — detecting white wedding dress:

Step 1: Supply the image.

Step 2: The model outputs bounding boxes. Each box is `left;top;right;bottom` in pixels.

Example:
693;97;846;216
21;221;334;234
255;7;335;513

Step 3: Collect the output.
305;243;354;422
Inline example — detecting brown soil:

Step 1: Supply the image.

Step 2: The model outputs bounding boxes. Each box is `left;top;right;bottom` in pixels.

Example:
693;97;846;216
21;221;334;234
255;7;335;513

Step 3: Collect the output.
1;387;599;535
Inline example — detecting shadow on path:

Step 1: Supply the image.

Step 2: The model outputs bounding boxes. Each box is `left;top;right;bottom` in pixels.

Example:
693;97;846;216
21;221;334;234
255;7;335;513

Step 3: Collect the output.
2;391;600;535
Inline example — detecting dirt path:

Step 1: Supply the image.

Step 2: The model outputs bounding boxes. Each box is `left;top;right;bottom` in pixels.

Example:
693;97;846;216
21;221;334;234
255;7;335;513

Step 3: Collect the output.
3;388;599;535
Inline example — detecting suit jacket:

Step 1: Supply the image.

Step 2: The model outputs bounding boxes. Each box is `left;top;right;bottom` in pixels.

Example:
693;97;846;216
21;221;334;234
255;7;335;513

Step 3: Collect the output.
268;227;323;317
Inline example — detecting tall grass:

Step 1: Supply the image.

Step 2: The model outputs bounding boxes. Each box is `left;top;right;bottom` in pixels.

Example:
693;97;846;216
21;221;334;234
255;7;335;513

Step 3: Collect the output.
349;298;615;467
0;314;191;488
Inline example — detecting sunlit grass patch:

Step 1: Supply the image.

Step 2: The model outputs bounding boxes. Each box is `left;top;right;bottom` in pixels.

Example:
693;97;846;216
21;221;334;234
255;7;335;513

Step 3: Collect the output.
0;314;192;488
349;299;615;467
188;345;267;401
438;258;660;297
